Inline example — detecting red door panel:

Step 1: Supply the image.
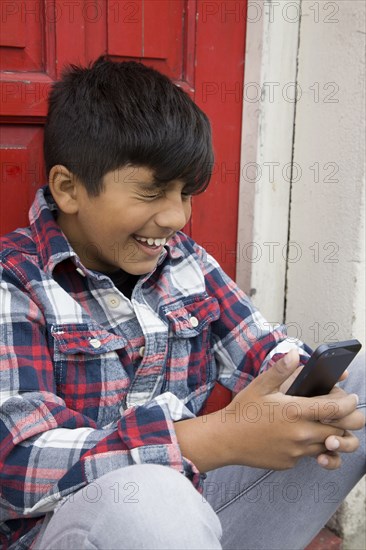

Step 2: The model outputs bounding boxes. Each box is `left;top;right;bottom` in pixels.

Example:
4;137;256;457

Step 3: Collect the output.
108;0;184;79
0;125;44;234
194;0;247;279
0;0;44;71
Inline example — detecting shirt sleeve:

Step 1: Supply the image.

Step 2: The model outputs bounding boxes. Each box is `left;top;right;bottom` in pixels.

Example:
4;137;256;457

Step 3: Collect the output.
0;274;201;526
192;242;312;393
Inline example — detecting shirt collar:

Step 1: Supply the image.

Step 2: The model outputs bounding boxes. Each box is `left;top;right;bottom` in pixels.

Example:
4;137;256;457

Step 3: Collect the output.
29;185;78;275
164;234;184;260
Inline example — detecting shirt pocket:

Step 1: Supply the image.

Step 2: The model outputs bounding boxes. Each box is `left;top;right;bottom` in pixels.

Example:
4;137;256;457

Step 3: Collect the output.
163;295;220;401
51;323;130;422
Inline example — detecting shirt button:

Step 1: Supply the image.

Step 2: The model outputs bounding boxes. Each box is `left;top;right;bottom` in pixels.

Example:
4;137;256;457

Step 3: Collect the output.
108;295;121;308
139;346;145;357
89;338;102;349
190;316;199;328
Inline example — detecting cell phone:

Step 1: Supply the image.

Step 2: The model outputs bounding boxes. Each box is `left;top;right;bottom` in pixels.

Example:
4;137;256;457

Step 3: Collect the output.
286;339;362;397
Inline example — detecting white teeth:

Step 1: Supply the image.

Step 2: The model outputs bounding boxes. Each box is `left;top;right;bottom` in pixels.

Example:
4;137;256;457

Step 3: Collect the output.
135;236;167;247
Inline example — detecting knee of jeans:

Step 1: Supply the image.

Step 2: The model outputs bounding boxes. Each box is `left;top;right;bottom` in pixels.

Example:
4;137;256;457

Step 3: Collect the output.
96;464;199;513
36;465;222;549
85;464;222;546
96;463;194;500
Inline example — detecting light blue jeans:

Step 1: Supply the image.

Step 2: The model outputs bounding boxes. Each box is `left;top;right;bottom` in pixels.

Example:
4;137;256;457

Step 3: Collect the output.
36;355;365;550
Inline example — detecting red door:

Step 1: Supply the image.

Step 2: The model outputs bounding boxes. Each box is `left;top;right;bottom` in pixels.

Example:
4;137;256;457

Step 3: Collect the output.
0;0;247;281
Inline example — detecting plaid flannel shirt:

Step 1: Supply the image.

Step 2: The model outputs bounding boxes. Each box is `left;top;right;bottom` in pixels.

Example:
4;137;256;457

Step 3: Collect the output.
0;186;310;549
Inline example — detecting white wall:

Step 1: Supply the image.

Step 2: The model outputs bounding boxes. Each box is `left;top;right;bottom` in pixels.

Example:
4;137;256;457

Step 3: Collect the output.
237;0;301;324
286;1;365;350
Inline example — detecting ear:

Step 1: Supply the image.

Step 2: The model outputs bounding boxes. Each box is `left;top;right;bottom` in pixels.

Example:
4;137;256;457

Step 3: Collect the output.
49;165;80;214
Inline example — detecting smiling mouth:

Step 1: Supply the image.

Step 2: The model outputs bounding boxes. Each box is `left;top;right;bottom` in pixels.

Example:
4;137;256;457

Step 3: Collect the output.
133;235;168;247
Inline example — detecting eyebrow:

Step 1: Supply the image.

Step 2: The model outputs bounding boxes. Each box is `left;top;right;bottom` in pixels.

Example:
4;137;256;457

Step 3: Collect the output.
138;179;157;186
134;181;159;191
120;173;157;188
132;176;186;192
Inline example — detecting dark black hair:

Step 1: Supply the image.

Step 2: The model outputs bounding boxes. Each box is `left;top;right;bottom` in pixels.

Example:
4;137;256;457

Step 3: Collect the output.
44;56;214;195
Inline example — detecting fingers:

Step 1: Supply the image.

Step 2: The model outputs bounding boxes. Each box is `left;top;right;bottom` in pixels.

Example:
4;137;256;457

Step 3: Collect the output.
321;409;366;431
338;369;349;382
317;452;342;470
316;431;361;470
279;364;305;394
295;391;360;423
255;349;300;395
325;431;360;454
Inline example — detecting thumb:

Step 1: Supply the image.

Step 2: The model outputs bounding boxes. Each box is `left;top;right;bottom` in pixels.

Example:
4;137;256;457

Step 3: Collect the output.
256;349;300;395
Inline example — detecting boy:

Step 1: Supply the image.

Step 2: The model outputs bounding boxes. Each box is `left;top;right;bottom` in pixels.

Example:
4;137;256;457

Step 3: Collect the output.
0;57;364;550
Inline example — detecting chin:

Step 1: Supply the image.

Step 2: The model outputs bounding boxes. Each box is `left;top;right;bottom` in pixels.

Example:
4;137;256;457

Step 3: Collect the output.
125;260;159;276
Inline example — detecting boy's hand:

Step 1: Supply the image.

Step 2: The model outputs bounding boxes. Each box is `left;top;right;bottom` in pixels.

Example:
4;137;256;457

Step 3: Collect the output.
222;349;363;470
277;354;359;469
315;383;363;469
175;350;365;472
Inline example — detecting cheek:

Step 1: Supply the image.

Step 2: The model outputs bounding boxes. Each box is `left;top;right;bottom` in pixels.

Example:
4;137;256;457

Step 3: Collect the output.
79;206;106;231
80;216;123;251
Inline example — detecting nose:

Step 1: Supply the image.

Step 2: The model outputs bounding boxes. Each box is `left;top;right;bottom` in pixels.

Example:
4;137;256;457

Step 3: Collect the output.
154;193;191;233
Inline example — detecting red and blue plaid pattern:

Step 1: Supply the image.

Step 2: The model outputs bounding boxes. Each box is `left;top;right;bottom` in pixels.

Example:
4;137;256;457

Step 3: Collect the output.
0;186;310;549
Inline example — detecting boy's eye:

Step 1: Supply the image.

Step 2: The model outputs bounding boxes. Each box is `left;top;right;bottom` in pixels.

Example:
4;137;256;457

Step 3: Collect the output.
139;190;162;199
137;188;192;201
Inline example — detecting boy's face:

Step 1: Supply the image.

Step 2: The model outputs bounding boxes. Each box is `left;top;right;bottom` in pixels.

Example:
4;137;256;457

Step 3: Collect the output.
56;166;192;275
